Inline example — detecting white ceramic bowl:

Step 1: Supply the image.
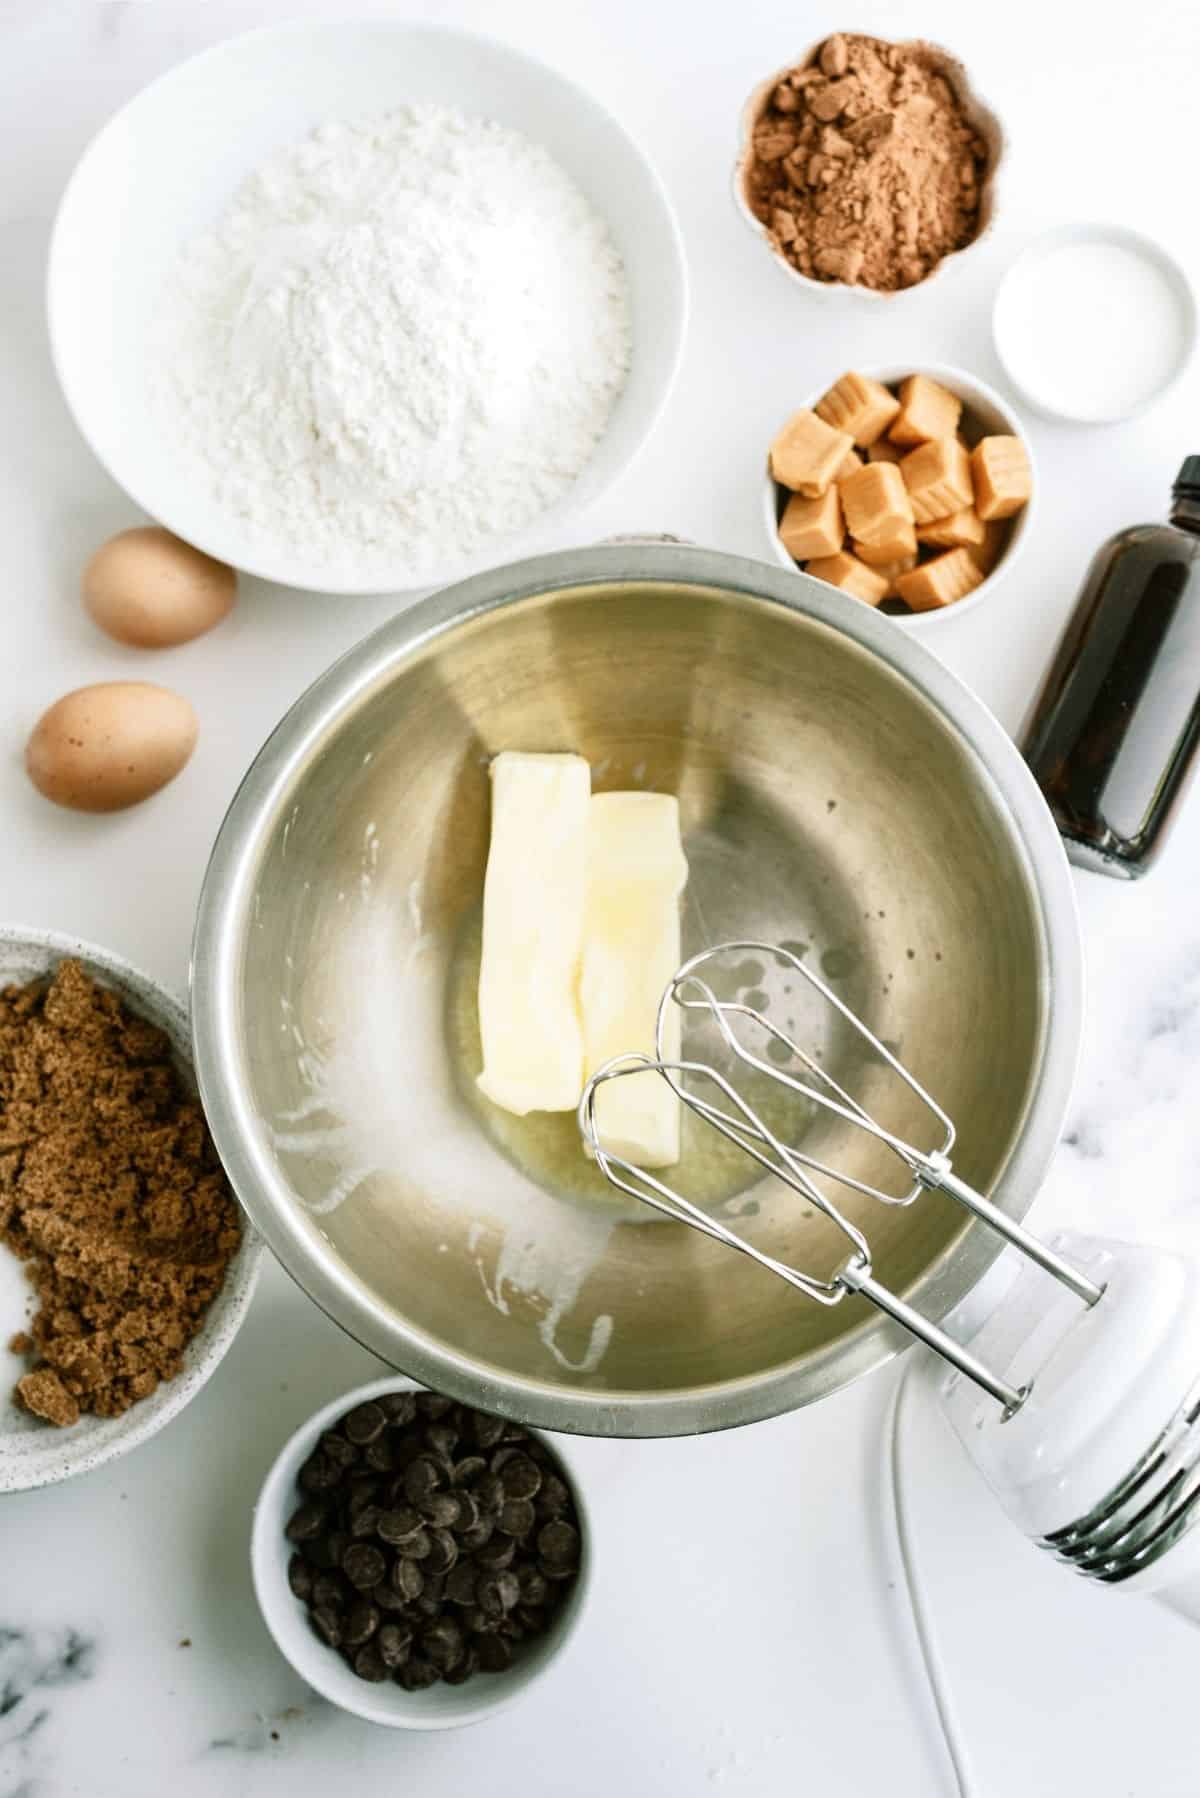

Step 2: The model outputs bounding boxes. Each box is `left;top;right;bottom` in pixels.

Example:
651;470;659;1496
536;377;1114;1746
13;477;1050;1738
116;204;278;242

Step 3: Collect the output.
252;1377;591;1728
763;362;1036;628
0;926;262;1493
993;222;1197;424
733;35;1004;302
47;21;687;596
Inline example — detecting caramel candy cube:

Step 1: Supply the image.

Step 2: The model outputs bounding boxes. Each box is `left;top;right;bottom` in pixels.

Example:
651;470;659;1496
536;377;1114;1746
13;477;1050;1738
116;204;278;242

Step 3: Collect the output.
917;506;985;551
839;461;914;548
970;520;1010;573
867;438;902;464
853;523;917;565
815;372;901;447
971;436;1033;520
770;409;854;496
779;486;844;561
836;446;864;480
889;374;963;446
900;437;973;525
806;551;889;606
895;548;984;613
853;548;917;597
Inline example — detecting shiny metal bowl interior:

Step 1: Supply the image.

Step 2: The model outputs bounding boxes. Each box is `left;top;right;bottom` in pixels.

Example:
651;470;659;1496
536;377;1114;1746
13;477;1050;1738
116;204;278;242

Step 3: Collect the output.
192;546;1080;1436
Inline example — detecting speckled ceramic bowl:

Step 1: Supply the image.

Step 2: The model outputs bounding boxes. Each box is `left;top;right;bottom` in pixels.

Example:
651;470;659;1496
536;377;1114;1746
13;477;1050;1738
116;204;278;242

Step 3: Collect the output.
733;34;1005;301
0;926;262;1493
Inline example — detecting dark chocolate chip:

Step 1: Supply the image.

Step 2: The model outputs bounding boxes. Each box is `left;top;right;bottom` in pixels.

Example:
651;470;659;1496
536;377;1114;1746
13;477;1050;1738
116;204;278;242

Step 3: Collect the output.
476;1570;520;1617
452;1491;481;1533
353;1645;388;1682
376;1507;423;1547
475;1535;516;1572
343;1600;380;1647
396;1656;440;1690
425;1528;459;1576
350;1505;384;1540
499;1454;542;1500
443;1646;479;1685
401;1527;432;1562
537;1520;580;1567
285;1502;326;1543
319;1430;359;1470
426;1423;459;1460
342;1543;387;1591
498;1497;535;1539
536;1474;571;1517
392;1558;425;1602
458;1517;495;1553
365;1435;399;1473
372;1581;408;1613
287;1553;314;1599
402;1456;444;1506
380;1391;418;1424
415;1392;455;1420
517;1565;548;1607
312;1572;348;1611
453;1456;487;1487
471;1412;506;1450
422;1617;464;1672
514;1604;547;1635
343;1401;387;1446
298;1451;340;1493
474;1473;504;1515
420;1492;462;1529
476;1633;514;1672
311;1605;342;1648
376;1622;412;1668
445;1562;478;1607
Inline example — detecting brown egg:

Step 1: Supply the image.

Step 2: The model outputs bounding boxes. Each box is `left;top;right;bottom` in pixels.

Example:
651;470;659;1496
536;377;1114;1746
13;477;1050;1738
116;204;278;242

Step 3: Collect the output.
25;682;198;813
82;526;236;648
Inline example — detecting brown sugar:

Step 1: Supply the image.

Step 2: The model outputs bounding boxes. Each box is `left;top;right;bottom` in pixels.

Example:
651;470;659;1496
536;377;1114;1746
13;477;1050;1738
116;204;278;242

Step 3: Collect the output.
0;959;242;1426
743;34;990;292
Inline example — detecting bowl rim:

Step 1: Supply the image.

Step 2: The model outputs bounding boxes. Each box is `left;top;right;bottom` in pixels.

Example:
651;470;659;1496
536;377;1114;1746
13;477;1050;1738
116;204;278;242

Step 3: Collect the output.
731;32;1006;301
251;1374;592;1728
761;360;1038;627
991;220;1198;425
190;541;1082;1439
45;17;689;597
0;923;263;1492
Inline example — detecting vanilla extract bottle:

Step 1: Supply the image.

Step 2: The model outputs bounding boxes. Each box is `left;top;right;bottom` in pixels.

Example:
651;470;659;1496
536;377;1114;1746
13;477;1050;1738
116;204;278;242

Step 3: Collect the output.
1023;458;1200;877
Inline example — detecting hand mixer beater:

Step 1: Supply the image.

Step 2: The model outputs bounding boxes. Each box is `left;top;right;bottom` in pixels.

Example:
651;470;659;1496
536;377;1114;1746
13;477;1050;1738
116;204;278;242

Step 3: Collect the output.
579;941;1200;1603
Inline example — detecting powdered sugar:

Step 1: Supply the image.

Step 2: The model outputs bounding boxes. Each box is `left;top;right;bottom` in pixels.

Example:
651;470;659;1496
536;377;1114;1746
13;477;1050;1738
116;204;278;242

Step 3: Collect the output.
154;105;632;580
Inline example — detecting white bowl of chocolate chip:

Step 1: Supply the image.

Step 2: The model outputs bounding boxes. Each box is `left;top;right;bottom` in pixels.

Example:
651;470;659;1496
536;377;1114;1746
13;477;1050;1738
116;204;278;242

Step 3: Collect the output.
251;1378;592;1728
733;32;1005;297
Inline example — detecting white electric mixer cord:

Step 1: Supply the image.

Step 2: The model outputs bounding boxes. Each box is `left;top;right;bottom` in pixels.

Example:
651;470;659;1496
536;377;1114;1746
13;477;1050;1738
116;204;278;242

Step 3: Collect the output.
883;1359;976;1798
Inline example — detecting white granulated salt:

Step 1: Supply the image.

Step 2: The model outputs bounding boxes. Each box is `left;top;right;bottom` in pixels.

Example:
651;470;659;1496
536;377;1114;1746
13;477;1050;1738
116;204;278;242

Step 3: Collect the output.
155;105;632;579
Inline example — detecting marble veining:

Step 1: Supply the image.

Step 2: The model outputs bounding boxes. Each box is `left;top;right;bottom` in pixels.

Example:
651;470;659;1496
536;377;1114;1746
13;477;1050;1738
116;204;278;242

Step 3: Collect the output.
6;3;1200;1796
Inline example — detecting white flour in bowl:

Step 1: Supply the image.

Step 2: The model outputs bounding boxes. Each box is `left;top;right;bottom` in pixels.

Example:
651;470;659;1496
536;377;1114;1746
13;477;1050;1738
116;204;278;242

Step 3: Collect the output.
154;105;632;579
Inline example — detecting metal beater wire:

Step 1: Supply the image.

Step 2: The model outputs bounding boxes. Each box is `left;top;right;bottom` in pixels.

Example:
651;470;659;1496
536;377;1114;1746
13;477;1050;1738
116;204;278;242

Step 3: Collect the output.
580;939;1104;1410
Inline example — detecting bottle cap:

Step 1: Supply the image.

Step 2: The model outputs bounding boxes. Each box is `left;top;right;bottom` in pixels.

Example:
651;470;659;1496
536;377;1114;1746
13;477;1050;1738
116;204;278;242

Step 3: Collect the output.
1174;456;1200;496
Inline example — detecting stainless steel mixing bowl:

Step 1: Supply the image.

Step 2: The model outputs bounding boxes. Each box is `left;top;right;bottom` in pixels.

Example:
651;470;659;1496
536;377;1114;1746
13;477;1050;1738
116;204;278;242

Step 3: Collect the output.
191;544;1081;1436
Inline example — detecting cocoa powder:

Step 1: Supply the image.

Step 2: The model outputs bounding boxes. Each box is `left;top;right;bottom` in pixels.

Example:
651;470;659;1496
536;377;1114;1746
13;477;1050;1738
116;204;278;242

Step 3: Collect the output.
0;959;242;1427
744;34;990;292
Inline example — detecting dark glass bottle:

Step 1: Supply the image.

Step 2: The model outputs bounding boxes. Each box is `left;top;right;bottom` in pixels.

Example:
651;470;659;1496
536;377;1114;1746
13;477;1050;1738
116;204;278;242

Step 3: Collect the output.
1023;457;1200;878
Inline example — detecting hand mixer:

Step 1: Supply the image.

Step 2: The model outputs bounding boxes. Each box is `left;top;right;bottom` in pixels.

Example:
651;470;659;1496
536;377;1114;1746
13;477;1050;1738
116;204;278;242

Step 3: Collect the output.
578;941;1200;1604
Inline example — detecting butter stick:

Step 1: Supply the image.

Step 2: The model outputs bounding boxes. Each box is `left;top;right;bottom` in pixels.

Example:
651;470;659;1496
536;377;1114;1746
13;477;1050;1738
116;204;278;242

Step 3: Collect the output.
580;793;688;1168
476;752;591;1115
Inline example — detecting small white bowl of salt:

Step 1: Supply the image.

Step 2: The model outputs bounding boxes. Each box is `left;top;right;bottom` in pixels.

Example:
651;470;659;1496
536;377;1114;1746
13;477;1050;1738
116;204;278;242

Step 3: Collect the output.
992;222;1196;425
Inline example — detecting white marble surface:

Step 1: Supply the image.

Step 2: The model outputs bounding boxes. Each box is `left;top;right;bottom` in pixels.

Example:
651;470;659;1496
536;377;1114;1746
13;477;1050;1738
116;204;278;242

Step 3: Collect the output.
3;1;1200;1793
